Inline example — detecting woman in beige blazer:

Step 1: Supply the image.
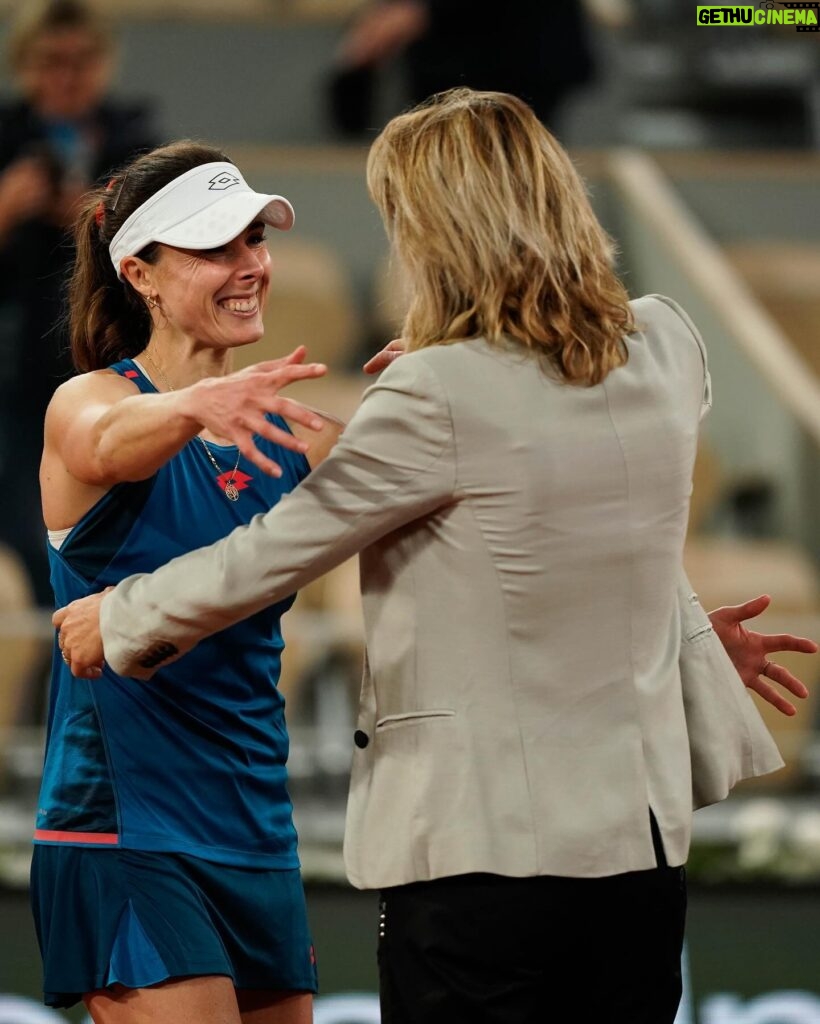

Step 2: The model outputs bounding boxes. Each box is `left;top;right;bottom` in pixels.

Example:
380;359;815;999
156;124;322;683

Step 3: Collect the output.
55;90;814;1023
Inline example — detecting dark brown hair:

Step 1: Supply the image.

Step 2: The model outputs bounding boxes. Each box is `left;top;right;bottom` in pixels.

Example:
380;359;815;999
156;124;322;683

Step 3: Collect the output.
68;140;230;372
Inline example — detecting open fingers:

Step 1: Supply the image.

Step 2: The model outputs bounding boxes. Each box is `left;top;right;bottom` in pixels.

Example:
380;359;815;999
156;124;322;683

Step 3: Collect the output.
746;676;797;717
762;659;809;699
247;412;313;448
234;421;322;478
363;353;397;375
253;357;325;383
762;633;819;656
239;356;324;391
222;401;326;477
235;432;285;478
252;347;308;372
716;595;770;625
268;397;326;432
267;362;327;384
252;362;327;398
363;345;406;375
243;401;325;444
281;345;307;365
363;339;407;374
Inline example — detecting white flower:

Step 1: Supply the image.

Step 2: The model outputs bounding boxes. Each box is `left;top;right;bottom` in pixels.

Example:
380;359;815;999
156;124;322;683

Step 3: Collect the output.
786;810;820;876
732;799;788;871
789;810;820;852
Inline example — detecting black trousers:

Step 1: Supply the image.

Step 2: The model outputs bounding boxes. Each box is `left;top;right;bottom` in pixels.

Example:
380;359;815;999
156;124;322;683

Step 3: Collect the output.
378;860;686;1024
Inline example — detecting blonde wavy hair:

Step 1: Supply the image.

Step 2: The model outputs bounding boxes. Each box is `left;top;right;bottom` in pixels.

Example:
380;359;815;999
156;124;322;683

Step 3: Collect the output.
367;88;634;386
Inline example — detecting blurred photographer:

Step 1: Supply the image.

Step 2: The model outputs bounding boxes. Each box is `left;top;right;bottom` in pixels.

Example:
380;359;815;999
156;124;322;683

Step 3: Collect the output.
328;0;632;137
0;0;156;605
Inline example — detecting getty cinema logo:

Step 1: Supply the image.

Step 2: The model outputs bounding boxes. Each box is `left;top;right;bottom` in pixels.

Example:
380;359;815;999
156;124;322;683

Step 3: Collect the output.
697;0;819;27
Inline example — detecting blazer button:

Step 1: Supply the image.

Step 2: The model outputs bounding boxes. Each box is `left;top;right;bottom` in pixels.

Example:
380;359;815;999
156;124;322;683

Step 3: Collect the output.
354;730;369;749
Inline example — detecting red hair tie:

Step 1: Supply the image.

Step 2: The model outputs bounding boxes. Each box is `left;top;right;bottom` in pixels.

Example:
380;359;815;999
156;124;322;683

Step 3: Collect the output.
95;177;118;229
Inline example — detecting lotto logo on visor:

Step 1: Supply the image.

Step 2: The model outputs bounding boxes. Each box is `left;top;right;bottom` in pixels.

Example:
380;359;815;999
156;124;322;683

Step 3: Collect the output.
108;161;294;279
208;172;241;190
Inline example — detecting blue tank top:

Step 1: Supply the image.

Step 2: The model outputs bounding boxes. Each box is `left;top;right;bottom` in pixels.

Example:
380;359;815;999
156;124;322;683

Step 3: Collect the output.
34;359;311;867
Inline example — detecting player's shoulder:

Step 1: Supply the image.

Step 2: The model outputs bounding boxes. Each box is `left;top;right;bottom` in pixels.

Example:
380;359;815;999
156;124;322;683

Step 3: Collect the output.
46;368;142;428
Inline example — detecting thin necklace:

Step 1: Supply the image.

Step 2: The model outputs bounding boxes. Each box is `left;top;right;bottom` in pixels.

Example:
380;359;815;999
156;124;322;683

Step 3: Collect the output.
140;350;244;502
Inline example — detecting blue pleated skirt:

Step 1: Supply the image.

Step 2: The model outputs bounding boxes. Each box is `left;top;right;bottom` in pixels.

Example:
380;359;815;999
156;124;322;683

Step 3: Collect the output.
30;845;318;1008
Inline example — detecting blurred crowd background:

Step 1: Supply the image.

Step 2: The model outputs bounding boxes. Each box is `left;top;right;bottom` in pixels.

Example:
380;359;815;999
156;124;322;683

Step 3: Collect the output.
0;1;817;1020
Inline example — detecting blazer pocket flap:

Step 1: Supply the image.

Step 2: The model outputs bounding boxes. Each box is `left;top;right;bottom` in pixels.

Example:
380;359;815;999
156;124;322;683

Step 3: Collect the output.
375;709;455;731
681;591;715;643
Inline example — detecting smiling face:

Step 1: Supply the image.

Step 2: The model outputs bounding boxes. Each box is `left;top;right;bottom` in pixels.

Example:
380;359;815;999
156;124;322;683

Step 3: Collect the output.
142;222;272;352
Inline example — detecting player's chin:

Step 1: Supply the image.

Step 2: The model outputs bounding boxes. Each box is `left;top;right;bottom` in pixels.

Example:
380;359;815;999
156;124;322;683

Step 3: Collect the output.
226;323;266;349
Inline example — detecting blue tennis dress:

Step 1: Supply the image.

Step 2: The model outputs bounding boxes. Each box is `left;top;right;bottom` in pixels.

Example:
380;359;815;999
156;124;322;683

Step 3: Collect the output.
35;358;309;866
31;359;317;1004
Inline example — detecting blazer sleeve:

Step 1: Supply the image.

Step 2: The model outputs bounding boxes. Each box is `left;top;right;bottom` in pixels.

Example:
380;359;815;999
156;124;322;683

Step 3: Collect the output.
100;352;456;679
677;569;784;808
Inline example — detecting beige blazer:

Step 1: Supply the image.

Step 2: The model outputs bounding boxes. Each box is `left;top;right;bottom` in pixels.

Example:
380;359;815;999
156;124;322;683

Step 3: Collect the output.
100;294;782;887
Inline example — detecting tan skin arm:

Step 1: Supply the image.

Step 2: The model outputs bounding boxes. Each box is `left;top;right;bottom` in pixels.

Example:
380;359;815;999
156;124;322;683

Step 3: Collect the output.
41;348;327;532
53;338;819;708
42;370;187;530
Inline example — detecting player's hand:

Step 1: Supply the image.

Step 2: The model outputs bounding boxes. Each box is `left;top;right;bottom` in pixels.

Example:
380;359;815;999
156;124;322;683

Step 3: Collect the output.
182;346;327;477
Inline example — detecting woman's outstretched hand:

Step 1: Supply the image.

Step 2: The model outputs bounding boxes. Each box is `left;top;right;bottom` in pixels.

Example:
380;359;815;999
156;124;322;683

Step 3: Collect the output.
181;346;327;477
709;594;817;716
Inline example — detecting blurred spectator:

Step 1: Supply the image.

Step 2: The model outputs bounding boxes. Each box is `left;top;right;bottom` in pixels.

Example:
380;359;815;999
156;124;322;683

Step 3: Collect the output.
0;0;157;605
329;0;607;136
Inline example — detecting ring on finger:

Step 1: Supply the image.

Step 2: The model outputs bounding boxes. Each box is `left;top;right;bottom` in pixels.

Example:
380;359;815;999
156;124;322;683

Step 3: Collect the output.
761;660;772;676
61;651;70;665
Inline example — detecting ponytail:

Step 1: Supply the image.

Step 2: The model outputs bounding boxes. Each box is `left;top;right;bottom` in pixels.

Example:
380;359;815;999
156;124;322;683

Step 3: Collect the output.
68;183;155;372
66;140;230;372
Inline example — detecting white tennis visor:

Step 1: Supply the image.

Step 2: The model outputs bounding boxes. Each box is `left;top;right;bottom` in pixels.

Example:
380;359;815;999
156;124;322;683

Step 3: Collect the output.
109;161;295;279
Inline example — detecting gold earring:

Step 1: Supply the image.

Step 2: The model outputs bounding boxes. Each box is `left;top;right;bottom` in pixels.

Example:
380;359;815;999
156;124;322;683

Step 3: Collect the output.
147;296;160;309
